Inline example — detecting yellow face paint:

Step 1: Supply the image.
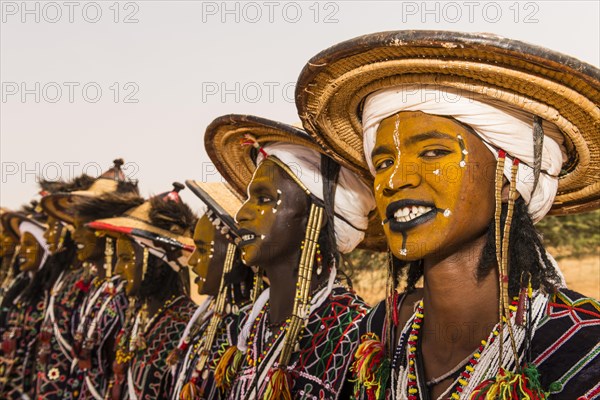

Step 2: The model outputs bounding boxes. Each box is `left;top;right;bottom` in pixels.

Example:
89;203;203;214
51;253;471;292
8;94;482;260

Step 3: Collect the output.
18;232;43;272
115;236;141;296
371;111;497;261
44;216;65;255
72;217;103;262
188;215;217;295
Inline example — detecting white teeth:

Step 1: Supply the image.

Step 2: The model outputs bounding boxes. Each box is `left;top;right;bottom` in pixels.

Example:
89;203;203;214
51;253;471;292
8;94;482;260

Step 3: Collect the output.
393;206;433;222
241;234;256;241
77;244;85;249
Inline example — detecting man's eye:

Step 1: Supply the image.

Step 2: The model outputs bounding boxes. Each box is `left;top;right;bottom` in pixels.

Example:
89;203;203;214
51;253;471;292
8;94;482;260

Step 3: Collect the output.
375;159;394;171
420;149;451;158
258;196;272;204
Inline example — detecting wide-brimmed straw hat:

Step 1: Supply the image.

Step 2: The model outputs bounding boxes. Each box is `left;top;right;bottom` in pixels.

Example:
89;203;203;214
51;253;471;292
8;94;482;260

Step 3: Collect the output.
41;159;136;224
185;180;243;243
296;30;600;215
1;210;47;239
205;114;386;251
87;183;195;254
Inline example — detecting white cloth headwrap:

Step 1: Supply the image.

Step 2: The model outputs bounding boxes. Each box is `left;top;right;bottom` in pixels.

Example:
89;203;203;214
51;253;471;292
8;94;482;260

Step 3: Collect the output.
256;143;375;253
19;221;50;269
362;85;567;222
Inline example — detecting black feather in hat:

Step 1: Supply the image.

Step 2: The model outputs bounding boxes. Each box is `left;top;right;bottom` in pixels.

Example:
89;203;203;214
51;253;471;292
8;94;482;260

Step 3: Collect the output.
74;191;144;223
148;182;196;236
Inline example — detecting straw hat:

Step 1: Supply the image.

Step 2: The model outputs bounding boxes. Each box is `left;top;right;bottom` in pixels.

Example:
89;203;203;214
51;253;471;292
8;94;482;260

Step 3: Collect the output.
1;210;47;239
87;183;195;254
185;180;243;243
205;114;386;251
295;30;600;215
41;159;136;224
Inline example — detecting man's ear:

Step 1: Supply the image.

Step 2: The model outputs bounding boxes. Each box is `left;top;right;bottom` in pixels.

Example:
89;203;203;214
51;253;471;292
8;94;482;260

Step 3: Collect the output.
501;177;521;203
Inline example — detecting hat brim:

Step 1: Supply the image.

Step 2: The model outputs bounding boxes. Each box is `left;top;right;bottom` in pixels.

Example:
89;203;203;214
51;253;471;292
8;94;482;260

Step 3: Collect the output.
1;212;47;239
204;114;386;251
296;30;600;215
88;217;194;253
185;180;243;237
40;178;122;224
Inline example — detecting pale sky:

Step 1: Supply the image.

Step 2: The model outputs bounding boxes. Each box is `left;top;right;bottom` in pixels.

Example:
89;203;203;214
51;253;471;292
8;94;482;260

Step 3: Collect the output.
1;0;599;212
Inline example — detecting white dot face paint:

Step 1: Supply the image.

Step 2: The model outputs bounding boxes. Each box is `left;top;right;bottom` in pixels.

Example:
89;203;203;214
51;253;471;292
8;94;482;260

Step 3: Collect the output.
433;169;441;176
443;209;452;217
260;210;265;215
260;235;266;240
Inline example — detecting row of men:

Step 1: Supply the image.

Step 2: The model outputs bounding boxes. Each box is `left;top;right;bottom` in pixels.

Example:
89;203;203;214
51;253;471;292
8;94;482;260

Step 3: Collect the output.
2;30;600;400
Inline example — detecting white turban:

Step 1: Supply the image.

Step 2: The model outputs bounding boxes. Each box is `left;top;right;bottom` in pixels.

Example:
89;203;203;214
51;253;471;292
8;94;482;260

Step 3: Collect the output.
256;143;376;253
362;85;567;222
19;221;50;269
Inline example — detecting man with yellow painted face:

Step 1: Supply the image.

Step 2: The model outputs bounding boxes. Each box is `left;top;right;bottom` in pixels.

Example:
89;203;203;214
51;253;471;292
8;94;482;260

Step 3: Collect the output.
36;159;141;399
205;115;377;400
168;181;256;400
63;188;143;400
0;204;50;398
0;209;19;290
296;31;600;400
87;183;197;400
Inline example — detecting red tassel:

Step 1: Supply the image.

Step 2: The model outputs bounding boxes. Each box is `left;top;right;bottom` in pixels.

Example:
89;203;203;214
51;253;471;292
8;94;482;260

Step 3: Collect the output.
264;367;293;400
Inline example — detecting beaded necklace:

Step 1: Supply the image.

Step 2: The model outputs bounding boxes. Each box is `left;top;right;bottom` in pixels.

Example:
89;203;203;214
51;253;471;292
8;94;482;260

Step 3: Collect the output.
402;297;520;400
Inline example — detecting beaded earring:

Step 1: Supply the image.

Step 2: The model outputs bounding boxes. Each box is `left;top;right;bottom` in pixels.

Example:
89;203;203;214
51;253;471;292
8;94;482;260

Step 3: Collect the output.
180;243;237;396
104;237;113;279
141;247;149;282
265;202;324;400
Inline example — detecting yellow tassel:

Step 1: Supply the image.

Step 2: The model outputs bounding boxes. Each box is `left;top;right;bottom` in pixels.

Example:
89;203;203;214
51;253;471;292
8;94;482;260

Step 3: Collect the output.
179;379;202;400
264;367;292;400
214;345;242;390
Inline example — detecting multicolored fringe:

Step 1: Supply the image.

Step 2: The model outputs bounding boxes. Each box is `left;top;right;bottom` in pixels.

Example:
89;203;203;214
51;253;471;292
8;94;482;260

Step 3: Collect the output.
179;377;202;400
350;333;390;400
264;367;293;400
214;345;243;390
469;364;548;400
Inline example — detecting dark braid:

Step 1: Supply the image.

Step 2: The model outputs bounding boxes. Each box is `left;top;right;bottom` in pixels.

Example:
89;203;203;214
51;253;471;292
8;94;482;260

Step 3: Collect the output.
223;248;254;303
319;154;341;271
138;255;185;304
478;197;560;297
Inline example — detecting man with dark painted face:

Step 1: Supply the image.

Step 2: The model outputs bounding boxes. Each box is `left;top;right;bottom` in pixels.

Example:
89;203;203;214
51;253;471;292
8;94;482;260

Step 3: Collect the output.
296;30;600;400
205;115;377;400
87;183;197;400
169;181;256;400
35;159;141;399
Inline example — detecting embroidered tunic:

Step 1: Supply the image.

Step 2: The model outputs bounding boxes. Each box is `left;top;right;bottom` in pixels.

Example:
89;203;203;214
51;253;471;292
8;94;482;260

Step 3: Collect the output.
121;295;196;400
348;288;600;400
171;299;250;400
229;286;369;400
66;276;128;400
35;266;91;400
0;294;48;399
